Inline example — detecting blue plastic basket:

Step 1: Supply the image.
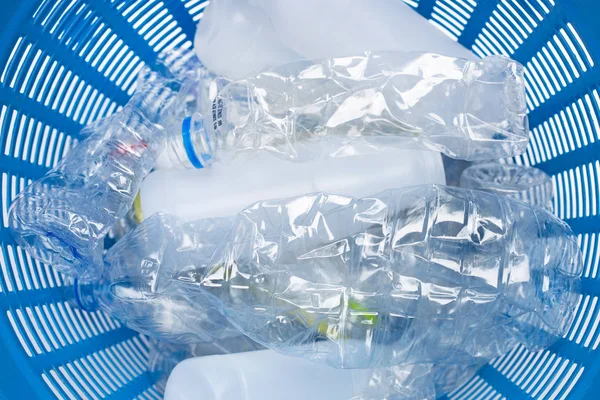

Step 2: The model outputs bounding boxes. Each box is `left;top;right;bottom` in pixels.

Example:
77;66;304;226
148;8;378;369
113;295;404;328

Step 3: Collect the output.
0;0;599;398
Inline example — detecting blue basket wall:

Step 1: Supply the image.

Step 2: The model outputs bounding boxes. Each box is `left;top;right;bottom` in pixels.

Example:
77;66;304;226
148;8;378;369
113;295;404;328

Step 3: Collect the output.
1;0;599;399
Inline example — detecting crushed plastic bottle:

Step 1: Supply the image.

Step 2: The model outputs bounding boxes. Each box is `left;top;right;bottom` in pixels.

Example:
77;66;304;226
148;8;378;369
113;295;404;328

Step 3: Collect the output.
74;215;241;342
161;52;528;169
8;50;204;281
460;162;554;210
76;184;581;368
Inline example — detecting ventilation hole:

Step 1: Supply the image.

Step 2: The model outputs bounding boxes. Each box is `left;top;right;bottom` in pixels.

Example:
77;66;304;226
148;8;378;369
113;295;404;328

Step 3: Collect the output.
430;0;475;40
42;373;67;400
531;357;565;397
44;262;57;288
5;245;24;291
115;344;145;376
79;309;100;337
575;167;584;217
91;352;123;390
50;132;63;167
137;385;162;400
132;335;150;359
124;337;150;369
452;376;503;400
572;101;589;147
562;170;572;219
9;40;119;125
519;350;553;392
506;346;531;380
531;55;556;96
155;27;185;54
49;303;75;345
70;361;105;399
86;354;119;393
33;306;61;350
122;61;145;95
534;126;550;161
569;168;578;218
49;369;78;400
142;10;172;41
540;119;563;160
500;344;527;375
78;357;113;396
0;245;14;293
537;358;572;400
510;348;538;383
63;302;88;340
106;347;136;382
88;311;107;334
557;366;585;400
25;306;53;352
475;0;554;60
7;310;33;356
116;342;145;373
58;365;94;400
568;295;590;340
591;239;600;280
3;109;17;156
185;0;209;21
583;233;595;277
560;111;577;151
448;374;479;398
527;352;559;394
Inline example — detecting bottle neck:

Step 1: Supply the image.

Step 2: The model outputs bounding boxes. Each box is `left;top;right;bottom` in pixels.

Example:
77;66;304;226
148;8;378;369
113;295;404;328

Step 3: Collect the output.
73;278;102;312
164;113;216;169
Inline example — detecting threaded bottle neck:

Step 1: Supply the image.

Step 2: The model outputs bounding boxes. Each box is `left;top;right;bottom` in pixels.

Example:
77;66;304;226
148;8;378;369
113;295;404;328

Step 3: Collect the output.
164;113;216;169
73;278;101;312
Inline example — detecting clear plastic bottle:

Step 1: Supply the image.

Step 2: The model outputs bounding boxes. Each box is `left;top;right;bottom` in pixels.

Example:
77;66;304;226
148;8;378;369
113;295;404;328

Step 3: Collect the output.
460;163;554;210
162;52;528;169
76;185;581;368
74;214;240;342
7;54;200;281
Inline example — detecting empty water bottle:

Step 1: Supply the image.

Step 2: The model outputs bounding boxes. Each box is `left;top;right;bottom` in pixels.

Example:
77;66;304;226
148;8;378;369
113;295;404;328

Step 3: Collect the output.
74;214;241;342
460;163;554;210
161;52;528;169
7;54;202;280
76;185;581;369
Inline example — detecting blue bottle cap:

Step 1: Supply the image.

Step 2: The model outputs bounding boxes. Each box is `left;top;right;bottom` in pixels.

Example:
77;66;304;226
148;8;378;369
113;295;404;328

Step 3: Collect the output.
182;116;213;169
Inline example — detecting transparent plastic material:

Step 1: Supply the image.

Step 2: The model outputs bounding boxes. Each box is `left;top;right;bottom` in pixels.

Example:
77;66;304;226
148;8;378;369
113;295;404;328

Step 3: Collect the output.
170;52;528;168
77;185;581;369
460;163;554;210
75;215;241;342
7;51;202;281
357;363;480;400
